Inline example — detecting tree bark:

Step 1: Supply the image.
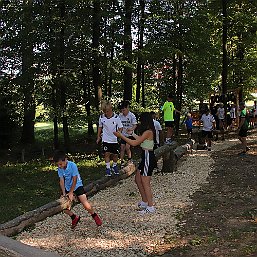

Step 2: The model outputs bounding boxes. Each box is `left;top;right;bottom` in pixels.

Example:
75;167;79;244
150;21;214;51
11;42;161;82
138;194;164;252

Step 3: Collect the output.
123;0;133;101
222;0;228;95
92;0;102;108
20;0;35;145
136;0;145;104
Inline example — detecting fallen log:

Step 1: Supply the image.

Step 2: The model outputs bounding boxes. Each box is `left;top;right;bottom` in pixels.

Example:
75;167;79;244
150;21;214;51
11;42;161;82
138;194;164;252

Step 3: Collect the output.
0;163;136;237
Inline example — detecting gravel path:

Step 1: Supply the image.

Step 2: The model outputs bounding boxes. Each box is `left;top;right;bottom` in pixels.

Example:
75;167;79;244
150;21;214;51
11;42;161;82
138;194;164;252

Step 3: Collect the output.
16;139;239;257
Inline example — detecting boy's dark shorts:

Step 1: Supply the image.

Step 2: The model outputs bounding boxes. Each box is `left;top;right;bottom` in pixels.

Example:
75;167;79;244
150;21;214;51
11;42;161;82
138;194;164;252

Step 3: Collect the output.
165;121;174;128
65;186;85;197
102;142;119;154
239;128;247;137
202;130;213;139
187;128;193;134
120;136;134;145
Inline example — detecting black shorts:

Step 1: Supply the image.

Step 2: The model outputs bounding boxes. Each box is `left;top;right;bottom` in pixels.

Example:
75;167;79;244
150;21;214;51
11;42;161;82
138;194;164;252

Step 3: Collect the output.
65;186;85;197
239;128;247;137
102;142;119;154
187;128;193;134
138;150;157;176
202;130;213;139
120;136;134;145
165;121;174;128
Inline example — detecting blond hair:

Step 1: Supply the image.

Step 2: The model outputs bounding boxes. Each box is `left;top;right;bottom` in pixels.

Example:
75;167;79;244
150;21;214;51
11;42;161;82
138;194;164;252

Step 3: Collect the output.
101;100;112;112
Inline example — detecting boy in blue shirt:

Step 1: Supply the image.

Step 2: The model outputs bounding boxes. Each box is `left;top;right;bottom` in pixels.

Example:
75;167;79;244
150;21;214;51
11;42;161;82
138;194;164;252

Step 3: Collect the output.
184;113;193;139
53;150;102;229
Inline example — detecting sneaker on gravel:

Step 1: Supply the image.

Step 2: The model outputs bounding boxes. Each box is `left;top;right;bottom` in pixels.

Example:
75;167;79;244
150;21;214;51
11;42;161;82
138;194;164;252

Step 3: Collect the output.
71;215;80;229
105;168;112;177
138;206;155;215
137;201;148;210
92;213;102;226
112;165;119;175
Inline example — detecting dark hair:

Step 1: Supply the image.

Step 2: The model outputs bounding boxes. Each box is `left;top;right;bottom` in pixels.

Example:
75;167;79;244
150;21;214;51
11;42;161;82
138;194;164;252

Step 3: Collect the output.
138;112;156;143
150;111;155;115
53;150;66;162
119;100;129;109
167;93;173;99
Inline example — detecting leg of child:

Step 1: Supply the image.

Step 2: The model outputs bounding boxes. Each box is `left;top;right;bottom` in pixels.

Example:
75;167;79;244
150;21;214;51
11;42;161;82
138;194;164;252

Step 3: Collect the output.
125;143;132;160
135;170;147;203
120;143;126;164
78;194;102;226
141;176;153;207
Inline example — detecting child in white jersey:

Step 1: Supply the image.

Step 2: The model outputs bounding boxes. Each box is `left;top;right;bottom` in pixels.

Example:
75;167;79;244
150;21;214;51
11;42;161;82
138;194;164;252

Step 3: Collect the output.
216;103;225;140
200;109;216;151
118;101;137;168
97;101;123;176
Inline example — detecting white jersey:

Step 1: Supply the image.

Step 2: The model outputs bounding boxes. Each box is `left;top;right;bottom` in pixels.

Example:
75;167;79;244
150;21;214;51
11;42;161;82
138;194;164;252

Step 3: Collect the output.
230;107;236;119
119;111;137;137
217;107;225;119
201;114;215;131
98;113;123;143
153;119;162;144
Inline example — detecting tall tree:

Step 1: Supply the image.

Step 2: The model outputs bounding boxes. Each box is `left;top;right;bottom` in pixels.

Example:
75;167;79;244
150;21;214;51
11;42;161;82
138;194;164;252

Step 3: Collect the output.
123;0;133;101
20;0;36;145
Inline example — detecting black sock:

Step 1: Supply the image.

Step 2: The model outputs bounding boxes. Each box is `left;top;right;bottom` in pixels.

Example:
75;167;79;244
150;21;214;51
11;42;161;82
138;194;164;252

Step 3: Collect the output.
91;213;96;218
71;214;76;220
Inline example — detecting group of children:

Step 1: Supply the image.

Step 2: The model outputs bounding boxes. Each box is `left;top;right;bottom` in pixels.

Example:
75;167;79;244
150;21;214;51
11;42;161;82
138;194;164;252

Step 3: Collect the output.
52;96;250;230
53;100;163;230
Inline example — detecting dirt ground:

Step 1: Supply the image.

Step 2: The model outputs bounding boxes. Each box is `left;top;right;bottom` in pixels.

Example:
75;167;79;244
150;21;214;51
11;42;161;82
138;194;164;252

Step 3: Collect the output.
153;131;257;257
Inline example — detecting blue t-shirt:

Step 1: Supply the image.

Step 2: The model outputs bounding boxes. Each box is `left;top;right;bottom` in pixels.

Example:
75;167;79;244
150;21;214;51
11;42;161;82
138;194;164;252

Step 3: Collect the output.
58;161;83;191
185;118;193;129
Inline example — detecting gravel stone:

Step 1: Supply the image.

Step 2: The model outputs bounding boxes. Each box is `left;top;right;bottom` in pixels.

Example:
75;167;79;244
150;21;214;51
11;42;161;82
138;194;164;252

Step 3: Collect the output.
16;140;236;256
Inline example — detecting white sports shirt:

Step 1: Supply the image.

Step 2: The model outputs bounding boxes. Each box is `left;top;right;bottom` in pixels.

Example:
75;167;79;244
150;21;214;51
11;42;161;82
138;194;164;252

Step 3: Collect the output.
98;113;123;143
153;119;162;144
119;111;137;137
201;114;215;131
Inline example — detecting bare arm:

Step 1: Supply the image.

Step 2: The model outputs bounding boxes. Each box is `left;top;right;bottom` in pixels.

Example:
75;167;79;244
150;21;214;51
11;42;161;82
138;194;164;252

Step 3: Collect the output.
59;177;66;196
96;127;102;144
114;130;152;146
67;176;77;201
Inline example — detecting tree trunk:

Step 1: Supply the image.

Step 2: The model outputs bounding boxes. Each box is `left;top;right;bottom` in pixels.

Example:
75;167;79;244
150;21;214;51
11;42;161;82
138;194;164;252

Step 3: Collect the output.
82;69;94;136
222;0;228;95
123;0;133;101
59;0;70;151
136;0;145;104
92;0;102;108
20;0;35;145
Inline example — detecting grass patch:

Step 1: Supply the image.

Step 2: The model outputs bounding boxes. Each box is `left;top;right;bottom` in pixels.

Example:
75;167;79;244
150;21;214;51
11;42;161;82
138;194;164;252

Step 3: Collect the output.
0;155;106;224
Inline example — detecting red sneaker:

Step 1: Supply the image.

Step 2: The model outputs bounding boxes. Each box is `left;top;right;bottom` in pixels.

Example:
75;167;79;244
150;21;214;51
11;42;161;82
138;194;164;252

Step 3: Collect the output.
92;213;102;226
71;215;80;229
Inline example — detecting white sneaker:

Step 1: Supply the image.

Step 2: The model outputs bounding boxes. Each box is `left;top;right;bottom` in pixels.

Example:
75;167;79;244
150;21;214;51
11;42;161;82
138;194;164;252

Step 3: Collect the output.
138;206;155;215
137;201;148;210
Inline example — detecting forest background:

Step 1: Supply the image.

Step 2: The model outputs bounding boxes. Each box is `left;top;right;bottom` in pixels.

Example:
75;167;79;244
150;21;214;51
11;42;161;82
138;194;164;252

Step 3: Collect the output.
0;0;257;223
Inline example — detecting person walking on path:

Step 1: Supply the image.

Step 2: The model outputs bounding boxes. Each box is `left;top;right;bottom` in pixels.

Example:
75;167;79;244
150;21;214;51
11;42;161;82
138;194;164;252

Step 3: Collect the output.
216;102;225;140
53;150;102;229
97;101;123;176
200;108;216;151
118;101;137;168
238;102;250;155
151;111;162;149
184;113;193;139
114;112;157;214
161;93;181;144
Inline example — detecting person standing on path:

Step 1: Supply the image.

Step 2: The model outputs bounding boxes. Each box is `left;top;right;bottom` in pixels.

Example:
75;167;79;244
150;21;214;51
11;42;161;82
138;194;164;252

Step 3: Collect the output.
114;112;157;214
161;93;181;144
238;102;250;155
53;150;102;229
200;109;216;151
97;101;123;176
151;111;162;149
118;101;137;168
